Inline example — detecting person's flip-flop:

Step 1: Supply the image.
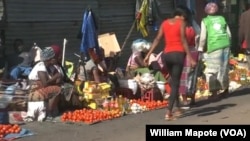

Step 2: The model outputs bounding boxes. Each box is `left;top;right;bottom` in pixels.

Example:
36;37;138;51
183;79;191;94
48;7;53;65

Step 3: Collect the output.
165;115;176;121
174;110;184;117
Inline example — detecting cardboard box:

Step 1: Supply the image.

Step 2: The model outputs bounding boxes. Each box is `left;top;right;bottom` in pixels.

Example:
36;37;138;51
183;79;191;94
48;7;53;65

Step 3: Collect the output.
98;33;121;57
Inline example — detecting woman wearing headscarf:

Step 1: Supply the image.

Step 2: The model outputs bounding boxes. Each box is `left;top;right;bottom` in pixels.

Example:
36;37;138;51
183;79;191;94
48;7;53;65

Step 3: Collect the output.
126;39;151;74
50;45;70;83
126;39;166;82
198;2;231;98
143;7;197;120
50;45;82;110
28;47;62;120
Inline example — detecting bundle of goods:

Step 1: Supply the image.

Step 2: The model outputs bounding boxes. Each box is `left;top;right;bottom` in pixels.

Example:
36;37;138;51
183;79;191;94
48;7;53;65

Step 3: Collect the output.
237;53;247;62
83;82;111;100
229;66;250;84
137;73;165;101
194;77;211;99
138;73;155;91
76;81;111;109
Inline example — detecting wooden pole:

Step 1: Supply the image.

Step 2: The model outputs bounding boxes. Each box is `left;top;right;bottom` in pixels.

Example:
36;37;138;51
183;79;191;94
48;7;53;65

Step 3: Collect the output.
62;38;67;67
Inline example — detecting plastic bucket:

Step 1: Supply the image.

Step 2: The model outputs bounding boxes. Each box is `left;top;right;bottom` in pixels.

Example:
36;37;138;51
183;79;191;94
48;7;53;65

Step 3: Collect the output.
118;79;138;95
156;81;165;95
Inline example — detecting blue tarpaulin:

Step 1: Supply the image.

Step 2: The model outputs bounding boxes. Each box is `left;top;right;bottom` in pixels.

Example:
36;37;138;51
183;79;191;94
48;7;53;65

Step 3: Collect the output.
4;128;34;140
80;9;100;61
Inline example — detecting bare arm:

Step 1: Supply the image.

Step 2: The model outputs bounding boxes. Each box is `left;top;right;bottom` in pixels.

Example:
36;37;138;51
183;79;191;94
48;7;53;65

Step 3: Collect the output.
180;20;192;58
135;55;146;67
198;21;207;52
181;20;197;67
144;23;164;63
38;71;61;87
226;25;231;39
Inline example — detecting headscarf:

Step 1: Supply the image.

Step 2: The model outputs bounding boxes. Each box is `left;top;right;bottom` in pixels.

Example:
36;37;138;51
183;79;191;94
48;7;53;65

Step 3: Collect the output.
205;2;218;15
51;44;61;59
41;47;55;61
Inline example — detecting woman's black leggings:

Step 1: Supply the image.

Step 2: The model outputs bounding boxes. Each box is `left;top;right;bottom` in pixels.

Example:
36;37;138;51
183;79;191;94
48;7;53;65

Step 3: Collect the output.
161;52;185;112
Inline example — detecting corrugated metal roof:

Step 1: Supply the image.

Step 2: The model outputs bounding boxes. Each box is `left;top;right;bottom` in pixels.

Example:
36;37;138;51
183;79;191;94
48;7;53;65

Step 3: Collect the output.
3;0;175;67
98;0;174;67
5;0;98;22
4;0;98;62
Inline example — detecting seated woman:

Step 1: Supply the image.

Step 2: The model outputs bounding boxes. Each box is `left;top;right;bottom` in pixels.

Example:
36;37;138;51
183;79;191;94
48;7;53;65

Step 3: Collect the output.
126;39;166;82
28;47;62;120
78;47;108;83
50;44;82;110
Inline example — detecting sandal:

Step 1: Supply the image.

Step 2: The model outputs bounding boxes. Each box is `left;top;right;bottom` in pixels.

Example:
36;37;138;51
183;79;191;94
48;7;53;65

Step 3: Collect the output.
174;109;184;117
165;114;176;121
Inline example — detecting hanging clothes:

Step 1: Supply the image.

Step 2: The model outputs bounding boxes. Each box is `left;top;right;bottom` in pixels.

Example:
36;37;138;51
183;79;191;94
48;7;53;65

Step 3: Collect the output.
136;0;149;37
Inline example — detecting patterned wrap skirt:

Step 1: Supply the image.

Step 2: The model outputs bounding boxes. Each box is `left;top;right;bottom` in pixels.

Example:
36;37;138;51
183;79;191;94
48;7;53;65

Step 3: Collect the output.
179;47;199;95
28;81;62;102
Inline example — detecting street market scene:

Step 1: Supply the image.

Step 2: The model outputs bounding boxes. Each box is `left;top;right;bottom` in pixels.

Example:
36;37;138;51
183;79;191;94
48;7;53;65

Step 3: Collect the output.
0;0;250;140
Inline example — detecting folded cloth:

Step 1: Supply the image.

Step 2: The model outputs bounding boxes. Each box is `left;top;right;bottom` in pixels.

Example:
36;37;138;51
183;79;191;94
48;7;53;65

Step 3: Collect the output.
4;128;34;140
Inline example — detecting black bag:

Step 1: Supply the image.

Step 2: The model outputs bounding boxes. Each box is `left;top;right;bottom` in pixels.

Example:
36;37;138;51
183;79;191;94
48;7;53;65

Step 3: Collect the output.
186;53;202;97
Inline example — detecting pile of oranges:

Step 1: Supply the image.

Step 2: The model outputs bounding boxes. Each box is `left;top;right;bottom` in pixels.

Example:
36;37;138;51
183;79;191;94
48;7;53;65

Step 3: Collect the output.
61;100;168;124
61;108;123;124
0;124;21;138
130;100;168;110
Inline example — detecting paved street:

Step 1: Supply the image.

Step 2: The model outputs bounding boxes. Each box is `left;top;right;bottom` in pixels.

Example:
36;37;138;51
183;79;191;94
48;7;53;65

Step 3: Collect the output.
19;86;250;141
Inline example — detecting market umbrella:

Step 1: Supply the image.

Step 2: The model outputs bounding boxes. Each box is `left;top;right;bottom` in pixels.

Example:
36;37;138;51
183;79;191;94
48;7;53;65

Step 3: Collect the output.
79;8;100;80
80;8;100;60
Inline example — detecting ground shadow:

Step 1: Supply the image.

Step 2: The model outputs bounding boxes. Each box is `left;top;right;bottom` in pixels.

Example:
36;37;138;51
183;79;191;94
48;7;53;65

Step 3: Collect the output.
181;103;236;118
191;96;222;108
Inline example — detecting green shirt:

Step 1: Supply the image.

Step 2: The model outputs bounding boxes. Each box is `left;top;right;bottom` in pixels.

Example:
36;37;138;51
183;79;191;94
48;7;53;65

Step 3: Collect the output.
203;15;230;53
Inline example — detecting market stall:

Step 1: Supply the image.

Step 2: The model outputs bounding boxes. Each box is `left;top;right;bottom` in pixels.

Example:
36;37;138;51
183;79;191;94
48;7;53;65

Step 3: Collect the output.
0;81;34;140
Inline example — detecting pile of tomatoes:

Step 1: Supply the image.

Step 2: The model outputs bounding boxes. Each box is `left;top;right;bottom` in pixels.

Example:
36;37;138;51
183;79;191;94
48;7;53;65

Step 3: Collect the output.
0;124;22;138
130;100;168;110
61;108;123;124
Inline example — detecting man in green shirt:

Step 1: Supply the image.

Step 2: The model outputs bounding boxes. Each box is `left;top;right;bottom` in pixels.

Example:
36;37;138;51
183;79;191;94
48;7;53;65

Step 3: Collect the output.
198;2;231;98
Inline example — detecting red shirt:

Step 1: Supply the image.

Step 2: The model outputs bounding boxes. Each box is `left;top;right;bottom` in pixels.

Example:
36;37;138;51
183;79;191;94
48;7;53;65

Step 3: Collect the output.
185;26;195;47
162;19;185;53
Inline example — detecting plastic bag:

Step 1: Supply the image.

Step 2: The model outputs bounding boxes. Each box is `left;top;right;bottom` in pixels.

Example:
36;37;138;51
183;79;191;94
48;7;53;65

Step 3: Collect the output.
138;73;155;90
131;39;151;53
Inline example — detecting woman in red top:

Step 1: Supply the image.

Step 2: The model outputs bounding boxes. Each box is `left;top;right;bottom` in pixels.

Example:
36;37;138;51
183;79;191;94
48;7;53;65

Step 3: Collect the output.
144;7;196;120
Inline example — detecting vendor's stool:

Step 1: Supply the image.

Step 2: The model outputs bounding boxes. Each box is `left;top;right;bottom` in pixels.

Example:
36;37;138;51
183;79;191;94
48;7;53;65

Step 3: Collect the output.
141;88;154;101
